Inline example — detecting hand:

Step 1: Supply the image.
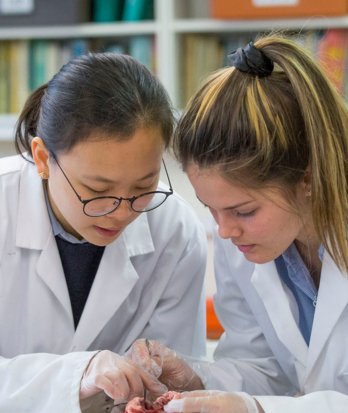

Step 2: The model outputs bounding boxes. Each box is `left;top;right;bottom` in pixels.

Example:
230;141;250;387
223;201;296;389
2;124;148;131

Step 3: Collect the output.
163;390;262;413
79;350;167;403
127;339;203;392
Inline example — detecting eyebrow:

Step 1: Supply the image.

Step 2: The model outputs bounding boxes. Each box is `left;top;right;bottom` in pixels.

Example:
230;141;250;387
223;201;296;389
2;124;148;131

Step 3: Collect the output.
82;170;160;185
196;195;254;210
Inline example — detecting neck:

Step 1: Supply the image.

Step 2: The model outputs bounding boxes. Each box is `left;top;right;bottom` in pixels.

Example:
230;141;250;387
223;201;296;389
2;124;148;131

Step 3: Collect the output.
294;238;322;288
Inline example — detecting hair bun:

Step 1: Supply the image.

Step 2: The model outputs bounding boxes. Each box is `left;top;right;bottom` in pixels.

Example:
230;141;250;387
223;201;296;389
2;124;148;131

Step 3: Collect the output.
227;41;274;77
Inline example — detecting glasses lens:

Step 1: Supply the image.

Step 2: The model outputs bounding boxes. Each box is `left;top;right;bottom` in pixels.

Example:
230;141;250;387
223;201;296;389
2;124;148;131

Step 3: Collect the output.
84;198;120;217
132;192;168;212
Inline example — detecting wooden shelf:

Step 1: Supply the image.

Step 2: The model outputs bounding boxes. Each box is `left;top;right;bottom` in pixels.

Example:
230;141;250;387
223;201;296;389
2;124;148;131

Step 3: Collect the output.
173;16;348;33
0;21;158;40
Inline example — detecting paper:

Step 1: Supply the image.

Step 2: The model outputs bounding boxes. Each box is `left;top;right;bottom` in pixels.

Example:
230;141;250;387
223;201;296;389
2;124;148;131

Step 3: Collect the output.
0;0;34;15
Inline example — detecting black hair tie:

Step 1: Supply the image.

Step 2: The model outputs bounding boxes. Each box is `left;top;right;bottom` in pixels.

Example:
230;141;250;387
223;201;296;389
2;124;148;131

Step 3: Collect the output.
227;42;274;77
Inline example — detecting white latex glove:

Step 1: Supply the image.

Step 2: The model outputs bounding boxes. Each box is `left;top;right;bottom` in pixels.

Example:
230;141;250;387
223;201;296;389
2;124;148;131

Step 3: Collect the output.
79;350;167;403
127;339;203;392
164;390;262;413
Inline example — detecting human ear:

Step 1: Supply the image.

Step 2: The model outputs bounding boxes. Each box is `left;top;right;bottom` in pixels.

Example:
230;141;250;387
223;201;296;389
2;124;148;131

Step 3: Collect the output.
31;137;50;180
301;166;312;197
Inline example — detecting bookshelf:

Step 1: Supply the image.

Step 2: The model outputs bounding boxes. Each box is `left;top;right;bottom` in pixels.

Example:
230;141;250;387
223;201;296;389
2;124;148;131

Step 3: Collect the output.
1;0;348;143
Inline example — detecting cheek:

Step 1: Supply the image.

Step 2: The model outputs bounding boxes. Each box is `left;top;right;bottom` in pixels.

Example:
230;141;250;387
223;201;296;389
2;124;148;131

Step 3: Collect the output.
264;210;301;244
49;183;88;226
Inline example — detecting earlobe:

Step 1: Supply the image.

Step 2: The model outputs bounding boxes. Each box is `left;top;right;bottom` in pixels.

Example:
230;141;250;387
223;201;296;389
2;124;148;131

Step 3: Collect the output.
31;137;50;180
302;166;312;197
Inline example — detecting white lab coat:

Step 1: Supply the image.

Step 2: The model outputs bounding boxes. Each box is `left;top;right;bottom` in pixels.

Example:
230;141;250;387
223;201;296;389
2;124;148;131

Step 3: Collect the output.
0;155;207;412
199;227;348;413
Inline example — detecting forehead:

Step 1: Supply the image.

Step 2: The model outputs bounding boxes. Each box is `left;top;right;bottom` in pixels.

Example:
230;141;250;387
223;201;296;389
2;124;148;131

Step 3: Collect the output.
186;163;292;210
186;164;252;204
57;126;164;178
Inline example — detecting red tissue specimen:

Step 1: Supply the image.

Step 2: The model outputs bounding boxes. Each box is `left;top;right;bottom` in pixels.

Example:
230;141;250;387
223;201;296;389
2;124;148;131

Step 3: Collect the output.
125;391;179;413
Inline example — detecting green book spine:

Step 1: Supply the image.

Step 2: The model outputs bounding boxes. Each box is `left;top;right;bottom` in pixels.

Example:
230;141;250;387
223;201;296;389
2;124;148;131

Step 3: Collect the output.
122;0;147;21
93;0;124;22
0;42;10;113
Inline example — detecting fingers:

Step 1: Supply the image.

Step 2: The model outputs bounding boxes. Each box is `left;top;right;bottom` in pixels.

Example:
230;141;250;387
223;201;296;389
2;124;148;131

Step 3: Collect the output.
106;357;167;400
96;373;129;402
127;339;165;378
106;358;166;401
164;396;216;413
164;393;248;413
138;364;168;395
179;390;224;399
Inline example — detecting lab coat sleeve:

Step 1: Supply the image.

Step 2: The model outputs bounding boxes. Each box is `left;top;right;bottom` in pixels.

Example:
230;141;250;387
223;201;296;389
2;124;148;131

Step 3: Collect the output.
0;351;97;413
255;391;348;413
140;210;207;358
196;228;294;395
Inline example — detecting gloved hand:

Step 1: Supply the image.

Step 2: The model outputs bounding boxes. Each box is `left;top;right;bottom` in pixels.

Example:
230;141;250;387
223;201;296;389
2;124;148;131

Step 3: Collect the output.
163;390;262;413
127;339;204;392
79;350;168;403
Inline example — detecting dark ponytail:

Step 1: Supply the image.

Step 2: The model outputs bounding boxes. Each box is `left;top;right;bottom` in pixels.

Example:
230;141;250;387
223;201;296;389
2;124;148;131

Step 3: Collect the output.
15;84;47;158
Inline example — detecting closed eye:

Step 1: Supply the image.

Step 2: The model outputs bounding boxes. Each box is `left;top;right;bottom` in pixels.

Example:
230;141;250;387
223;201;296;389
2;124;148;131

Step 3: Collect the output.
82;184;111;195
234;209;257;217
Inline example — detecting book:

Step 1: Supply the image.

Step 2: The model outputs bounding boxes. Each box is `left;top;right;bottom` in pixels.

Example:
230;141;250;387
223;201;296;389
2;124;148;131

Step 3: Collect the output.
183;34;224;106
129;36;153;70
29;40;48;91
0;42;10;113
92;0;124;22
69;39;89;58
122;0;153;21
9;40;29;113
45;41;61;81
317;29;348;94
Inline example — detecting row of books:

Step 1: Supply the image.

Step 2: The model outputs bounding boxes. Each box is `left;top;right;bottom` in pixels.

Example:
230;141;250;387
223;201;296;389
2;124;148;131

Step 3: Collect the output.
180;29;348;107
1;29;347;114
0;36;154;114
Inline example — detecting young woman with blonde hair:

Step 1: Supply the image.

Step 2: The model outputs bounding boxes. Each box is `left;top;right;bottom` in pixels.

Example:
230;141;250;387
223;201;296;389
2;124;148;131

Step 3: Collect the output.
130;34;348;413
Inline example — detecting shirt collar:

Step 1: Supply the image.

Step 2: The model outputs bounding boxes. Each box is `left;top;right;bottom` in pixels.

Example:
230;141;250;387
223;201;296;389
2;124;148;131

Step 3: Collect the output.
43;184;87;244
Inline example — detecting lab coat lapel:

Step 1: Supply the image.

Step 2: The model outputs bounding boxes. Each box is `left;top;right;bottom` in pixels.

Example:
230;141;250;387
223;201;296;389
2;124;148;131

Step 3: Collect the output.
251;262;308;369
306;251;348;372
71;214;154;350
16;161;73;317
35;235;73;317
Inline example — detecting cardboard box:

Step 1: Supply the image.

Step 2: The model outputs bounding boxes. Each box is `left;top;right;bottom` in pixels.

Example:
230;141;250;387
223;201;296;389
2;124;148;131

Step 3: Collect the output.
211;0;348;20
0;0;91;26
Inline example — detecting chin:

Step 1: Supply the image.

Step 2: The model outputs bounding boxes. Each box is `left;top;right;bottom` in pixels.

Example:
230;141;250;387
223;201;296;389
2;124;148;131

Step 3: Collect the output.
243;252;272;265
86;232;123;247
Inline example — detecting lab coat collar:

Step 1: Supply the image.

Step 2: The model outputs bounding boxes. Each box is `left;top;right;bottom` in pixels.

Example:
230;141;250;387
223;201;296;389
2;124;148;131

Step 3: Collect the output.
306;250;348;373
16;161;52;250
251;261;308;370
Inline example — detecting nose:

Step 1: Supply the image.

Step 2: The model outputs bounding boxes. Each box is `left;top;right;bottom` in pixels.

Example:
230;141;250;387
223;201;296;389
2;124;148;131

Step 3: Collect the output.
216;213;242;240
106;199;136;221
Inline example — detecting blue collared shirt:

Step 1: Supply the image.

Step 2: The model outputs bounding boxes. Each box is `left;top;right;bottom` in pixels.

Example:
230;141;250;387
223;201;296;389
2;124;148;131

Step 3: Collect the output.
275;243;323;346
43;186;87;244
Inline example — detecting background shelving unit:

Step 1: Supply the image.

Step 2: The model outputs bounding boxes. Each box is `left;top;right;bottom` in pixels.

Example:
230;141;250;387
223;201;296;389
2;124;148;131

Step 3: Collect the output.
1;0;348;147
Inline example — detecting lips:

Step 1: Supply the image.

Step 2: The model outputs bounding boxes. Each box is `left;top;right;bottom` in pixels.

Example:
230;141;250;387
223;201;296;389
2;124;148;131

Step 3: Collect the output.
94;226;121;238
235;244;255;254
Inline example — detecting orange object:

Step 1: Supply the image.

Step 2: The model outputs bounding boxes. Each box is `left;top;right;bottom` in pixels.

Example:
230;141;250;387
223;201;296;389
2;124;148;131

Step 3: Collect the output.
206;296;224;340
211;0;348;20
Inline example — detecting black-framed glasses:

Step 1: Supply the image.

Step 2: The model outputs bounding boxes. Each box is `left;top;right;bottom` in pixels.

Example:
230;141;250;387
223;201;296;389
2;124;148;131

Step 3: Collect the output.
51;155;173;217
